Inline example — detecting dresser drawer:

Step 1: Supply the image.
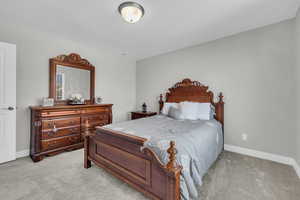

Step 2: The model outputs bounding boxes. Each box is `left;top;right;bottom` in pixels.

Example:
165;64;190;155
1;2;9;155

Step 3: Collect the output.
82;120;109;131
42;117;81;130
93;120;109;127
40;110;80;117
41;135;81;152
41;127;81;140
81;107;109;114
82;114;109;128
82;114;108;122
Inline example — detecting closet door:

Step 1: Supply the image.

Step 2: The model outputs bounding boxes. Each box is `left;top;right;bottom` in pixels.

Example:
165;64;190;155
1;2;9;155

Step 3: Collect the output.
0;42;16;163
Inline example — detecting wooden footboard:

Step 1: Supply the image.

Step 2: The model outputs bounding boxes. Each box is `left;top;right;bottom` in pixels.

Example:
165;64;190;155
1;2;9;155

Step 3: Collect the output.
84;127;182;200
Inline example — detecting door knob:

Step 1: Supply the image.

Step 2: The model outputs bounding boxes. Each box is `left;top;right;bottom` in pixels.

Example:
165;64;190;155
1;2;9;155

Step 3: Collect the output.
8;107;14;111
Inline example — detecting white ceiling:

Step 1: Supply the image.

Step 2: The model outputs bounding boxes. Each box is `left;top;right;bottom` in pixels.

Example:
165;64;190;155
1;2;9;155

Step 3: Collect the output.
1;0;299;60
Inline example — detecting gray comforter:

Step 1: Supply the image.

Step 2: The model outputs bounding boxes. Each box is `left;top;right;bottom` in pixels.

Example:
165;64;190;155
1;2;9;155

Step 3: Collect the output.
104;115;223;200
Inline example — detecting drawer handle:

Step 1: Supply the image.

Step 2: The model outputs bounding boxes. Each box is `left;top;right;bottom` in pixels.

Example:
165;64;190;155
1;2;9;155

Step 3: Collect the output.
52;125;58;133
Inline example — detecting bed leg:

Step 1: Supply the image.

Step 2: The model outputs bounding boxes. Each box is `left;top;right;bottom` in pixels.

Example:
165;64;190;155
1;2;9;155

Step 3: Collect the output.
84;129;91;169
84;159;91;169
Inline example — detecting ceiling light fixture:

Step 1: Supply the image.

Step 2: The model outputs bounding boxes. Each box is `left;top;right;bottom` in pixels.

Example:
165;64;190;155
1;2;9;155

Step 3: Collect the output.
118;2;145;24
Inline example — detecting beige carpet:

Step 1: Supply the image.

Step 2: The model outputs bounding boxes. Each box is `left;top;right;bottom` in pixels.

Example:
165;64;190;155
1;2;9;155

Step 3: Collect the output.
0;150;299;200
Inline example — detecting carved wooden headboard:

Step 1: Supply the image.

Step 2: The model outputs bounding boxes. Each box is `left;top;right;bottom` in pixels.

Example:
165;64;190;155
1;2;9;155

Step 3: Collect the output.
159;78;224;126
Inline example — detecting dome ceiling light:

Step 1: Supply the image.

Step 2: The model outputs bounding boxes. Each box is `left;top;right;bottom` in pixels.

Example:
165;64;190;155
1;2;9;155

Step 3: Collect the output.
118;2;145;24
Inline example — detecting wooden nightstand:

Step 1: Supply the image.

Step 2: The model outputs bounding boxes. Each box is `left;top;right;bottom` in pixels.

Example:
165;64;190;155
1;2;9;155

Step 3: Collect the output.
131;111;157;120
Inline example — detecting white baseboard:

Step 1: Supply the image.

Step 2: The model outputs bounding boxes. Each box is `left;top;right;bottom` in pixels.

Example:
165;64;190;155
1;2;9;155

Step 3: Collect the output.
224;144;292;165
16;149;29;159
291;159;300;178
224;144;300;179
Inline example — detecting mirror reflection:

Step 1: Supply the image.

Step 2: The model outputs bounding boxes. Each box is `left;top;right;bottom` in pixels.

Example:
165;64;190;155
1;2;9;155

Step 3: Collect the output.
56;65;90;101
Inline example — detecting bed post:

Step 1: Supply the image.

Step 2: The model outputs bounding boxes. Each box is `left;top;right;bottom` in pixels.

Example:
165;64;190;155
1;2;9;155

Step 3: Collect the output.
166;141;178;170
215;92;224;126
215;93;224;149
159;94;164;114
84;120;91;169
166;141;181;200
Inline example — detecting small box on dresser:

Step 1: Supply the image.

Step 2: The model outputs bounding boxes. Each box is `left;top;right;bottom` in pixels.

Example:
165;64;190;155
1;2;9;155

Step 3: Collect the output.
30;104;112;162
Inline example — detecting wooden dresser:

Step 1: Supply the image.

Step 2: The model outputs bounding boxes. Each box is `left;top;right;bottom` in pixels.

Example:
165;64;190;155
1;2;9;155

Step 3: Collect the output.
30;104;112;162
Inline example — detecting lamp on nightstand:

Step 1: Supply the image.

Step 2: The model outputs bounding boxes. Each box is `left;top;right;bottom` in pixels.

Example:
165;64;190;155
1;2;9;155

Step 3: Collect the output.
142;103;147;113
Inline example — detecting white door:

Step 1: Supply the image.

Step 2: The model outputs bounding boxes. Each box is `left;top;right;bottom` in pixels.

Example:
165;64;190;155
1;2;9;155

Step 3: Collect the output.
0;42;16;164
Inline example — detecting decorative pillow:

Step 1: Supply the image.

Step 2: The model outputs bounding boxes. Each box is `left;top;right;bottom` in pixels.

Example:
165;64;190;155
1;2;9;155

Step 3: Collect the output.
161;103;178;115
168;106;183;120
179;101;200;120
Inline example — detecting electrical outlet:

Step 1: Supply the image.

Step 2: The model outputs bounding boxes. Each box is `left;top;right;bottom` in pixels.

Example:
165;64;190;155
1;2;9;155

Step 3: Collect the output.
242;133;248;141
127;112;132;120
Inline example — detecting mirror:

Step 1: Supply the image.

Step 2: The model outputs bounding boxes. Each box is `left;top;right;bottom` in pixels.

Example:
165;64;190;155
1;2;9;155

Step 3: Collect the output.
56;65;91;100
49;53;95;105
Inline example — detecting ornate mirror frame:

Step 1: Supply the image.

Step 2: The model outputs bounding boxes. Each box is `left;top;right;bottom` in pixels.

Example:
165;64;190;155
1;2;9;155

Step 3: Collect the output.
49;53;95;105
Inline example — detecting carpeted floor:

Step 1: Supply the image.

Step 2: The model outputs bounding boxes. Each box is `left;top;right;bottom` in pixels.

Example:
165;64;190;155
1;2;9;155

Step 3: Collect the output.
0;150;299;200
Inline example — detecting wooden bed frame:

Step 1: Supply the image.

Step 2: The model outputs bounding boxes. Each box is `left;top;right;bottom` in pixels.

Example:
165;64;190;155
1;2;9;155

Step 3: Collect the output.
84;79;224;200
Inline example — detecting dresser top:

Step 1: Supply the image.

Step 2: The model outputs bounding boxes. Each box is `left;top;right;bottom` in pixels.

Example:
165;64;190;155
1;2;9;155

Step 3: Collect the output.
30;104;113;111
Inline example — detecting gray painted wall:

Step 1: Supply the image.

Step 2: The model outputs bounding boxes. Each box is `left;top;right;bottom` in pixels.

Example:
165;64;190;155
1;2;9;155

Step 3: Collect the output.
295;10;300;165
0;24;136;152
137;20;296;158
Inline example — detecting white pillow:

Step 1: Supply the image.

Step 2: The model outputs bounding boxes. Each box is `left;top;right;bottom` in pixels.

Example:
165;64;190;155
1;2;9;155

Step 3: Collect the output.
179;101;200;120
197;103;212;120
179;102;214;120
168;106;184;120
161;103;179;115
